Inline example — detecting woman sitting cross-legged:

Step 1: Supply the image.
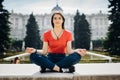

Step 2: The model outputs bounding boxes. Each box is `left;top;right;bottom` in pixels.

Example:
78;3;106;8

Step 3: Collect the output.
25;12;86;73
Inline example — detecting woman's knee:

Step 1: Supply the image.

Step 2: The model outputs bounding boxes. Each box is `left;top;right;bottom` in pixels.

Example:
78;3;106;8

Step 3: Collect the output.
30;53;35;61
30;53;40;61
71;52;81;61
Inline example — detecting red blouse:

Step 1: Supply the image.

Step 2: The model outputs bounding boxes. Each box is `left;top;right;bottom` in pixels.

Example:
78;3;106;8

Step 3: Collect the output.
43;30;72;54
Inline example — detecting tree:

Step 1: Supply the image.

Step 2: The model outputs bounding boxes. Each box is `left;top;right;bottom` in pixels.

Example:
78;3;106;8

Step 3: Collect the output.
11;39;22;51
25;13;42;49
74;10;91;50
93;39;103;51
77;14;91;50
73;10;81;48
104;0;120;55
0;0;11;54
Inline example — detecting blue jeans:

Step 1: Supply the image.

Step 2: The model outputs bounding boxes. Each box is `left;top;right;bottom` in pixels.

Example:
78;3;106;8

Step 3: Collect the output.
30;52;81;70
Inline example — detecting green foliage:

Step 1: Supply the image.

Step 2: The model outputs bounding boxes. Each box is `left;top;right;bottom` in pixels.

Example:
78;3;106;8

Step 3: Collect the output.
74;10;81;48
93;39;104;51
11;39;22;51
93;40;103;48
25;13;42;49
104;0;120;55
74;10;91;50
0;0;11;55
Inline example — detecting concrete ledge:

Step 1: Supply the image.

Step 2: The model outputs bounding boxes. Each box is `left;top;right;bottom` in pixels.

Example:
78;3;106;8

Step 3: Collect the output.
0;63;120;80
0;75;120;80
73;75;120;80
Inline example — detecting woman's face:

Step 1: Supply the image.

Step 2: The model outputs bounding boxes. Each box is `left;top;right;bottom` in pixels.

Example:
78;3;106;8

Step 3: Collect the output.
53;14;63;27
16;59;20;64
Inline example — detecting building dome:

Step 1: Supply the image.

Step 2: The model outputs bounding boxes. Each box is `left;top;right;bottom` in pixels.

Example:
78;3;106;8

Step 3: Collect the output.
51;4;63;13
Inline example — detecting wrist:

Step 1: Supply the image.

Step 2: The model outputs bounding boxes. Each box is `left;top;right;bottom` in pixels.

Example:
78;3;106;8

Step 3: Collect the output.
35;49;37;53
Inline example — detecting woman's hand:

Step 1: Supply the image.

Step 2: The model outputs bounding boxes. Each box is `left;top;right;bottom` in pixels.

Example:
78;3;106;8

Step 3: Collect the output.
74;49;87;56
25;47;36;54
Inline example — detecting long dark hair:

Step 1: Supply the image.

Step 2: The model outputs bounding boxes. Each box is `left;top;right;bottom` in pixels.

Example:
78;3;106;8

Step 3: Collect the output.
14;57;20;63
51;13;65;29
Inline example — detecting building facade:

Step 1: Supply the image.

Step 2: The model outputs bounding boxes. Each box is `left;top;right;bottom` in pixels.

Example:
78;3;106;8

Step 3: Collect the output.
9;4;109;40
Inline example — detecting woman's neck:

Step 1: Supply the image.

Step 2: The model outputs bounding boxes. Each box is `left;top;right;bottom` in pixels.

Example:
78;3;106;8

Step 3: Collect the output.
52;27;64;40
53;26;63;32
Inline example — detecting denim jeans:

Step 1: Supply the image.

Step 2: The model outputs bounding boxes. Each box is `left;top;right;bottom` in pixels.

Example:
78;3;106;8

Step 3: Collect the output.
30;52;81;70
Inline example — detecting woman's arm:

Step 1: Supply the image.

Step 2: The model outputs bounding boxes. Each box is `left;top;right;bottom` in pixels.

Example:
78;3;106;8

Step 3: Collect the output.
66;41;87;56
25;42;48;55
37;42;48;55
66;41;73;54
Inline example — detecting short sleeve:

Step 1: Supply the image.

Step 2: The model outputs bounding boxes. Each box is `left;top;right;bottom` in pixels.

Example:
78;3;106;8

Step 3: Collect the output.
67;32;72;41
43;33;48;42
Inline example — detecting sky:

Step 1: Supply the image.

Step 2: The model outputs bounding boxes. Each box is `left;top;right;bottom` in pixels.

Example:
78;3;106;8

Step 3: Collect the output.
3;0;109;15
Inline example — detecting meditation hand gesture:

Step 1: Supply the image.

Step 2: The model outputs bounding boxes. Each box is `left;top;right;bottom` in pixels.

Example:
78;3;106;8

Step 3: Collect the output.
25;47;36;54
75;49;87;56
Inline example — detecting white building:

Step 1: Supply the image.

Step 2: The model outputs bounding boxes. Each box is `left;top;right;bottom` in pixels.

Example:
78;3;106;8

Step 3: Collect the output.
9;4;109;40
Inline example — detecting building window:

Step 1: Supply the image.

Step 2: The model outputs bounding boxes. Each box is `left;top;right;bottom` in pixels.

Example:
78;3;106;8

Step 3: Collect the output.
104;18;108;25
15;18;19;26
100;18;103;25
95;18;98;25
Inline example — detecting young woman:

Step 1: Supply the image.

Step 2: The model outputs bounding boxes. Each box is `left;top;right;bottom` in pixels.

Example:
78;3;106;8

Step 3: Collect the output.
25;12;86;73
11;57;20;64
14;57;20;64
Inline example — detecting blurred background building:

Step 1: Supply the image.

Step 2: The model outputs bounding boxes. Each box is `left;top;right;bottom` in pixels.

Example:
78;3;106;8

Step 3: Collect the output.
9;4;109;40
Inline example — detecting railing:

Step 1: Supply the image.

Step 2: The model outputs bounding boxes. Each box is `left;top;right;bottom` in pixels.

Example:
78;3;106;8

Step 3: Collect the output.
87;52;113;63
3;52;113;63
3;53;30;61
